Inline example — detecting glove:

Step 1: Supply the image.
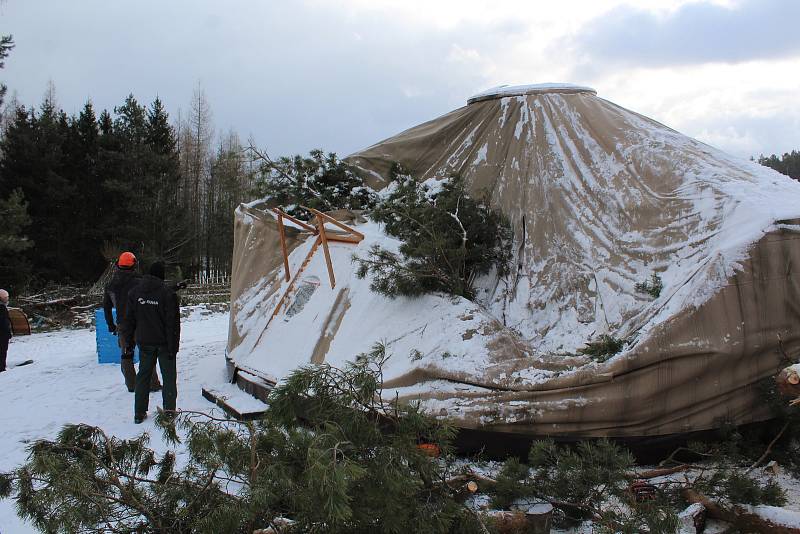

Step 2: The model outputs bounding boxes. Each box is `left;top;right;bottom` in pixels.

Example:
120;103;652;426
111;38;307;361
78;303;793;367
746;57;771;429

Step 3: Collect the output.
109;324;117;335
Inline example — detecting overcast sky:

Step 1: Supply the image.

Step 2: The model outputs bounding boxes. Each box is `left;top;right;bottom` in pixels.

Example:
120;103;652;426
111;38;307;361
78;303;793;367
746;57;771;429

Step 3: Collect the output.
1;0;798;158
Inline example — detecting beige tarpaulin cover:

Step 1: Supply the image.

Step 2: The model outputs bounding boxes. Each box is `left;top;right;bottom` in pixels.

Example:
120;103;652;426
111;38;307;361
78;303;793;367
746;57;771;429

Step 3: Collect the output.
229;84;800;438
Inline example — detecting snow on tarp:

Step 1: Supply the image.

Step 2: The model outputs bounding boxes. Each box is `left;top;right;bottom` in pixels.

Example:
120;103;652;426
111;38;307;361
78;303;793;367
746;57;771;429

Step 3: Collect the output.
228;84;800;439
467;83;597;104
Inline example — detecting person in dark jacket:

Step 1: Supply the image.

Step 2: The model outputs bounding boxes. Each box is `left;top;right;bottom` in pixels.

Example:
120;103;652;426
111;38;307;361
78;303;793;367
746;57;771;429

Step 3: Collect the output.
104;252;161;392
124;261;181;424
0;289;11;372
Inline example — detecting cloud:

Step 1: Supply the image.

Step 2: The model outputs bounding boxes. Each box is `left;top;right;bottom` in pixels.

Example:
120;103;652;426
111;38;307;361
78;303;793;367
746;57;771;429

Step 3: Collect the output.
571;0;800;71
0;0;525;157
688;114;800;157
2;0;797;161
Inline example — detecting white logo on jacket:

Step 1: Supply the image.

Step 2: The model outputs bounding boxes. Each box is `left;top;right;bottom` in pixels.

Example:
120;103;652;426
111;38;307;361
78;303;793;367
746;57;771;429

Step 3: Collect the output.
137;297;159;306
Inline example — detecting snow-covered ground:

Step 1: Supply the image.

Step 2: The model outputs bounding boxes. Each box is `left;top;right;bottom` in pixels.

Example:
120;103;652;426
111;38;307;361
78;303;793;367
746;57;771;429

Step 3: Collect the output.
0;308;230;533
3;307;800;533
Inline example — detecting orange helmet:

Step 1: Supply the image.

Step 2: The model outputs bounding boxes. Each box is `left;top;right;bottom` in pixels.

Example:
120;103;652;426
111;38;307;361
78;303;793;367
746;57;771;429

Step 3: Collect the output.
118;252;137;269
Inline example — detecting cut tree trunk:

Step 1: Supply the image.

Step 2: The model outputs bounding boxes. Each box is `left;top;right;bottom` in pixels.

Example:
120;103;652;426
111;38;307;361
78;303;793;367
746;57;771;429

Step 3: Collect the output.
682;488;800;534
487;504;553;534
777;365;800;405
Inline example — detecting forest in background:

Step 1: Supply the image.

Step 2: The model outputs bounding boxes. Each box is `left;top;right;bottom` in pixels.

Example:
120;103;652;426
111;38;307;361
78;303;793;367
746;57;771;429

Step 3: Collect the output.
0;85;258;291
0;35;265;291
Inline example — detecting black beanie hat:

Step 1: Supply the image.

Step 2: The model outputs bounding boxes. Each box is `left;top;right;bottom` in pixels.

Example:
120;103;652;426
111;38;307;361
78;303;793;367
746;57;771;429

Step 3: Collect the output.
149;261;166;280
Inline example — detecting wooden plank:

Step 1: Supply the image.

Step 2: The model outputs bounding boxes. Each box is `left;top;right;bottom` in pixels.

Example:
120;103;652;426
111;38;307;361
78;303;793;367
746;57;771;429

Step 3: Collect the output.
250;235;323;352
271;207;317;234
277;212;291;282
201;387;268;421
324;232;363;244
318;215;336;289
301;206;365;241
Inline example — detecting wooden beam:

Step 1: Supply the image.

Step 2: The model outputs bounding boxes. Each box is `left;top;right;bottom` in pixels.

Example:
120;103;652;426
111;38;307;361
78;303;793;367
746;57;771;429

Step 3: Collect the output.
253;236;322;351
276;212;290;282
317;215;336;289
324;231;363;244
270;207;317;234
301;206;365;241
251;207;363;350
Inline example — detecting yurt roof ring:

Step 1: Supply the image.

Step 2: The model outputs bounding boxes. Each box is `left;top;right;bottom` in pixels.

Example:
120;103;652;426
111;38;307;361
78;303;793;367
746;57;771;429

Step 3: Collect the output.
467;83;597;105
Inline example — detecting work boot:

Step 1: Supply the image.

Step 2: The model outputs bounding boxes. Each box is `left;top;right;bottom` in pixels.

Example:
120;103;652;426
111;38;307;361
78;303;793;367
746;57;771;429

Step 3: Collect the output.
134;412;147;424
121;357;136;392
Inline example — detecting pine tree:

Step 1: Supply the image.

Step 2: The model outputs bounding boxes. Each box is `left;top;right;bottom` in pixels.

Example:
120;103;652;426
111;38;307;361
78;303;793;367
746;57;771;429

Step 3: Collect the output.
355;173;512;300
0;347;485;533
250;148;377;220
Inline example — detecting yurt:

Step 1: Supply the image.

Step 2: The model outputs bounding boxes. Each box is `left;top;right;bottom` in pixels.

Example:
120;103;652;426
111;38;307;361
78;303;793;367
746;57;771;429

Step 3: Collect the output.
223;84;800;447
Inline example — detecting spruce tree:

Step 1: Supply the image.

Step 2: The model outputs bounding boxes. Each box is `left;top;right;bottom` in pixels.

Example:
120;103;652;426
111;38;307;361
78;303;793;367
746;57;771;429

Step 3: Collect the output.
104;94;149;253
96;107;123;245
144;96;188;265
61;101;106;280
0;102;76;282
0;188;33;290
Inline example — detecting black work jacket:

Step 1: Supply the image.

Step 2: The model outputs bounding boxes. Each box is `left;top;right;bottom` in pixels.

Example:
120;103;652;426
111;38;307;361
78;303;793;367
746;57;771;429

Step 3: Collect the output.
103;268;141;331
123;275;181;355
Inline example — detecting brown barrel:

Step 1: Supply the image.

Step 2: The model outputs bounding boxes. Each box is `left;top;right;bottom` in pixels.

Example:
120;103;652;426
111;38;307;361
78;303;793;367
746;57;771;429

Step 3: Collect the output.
8;307;31;336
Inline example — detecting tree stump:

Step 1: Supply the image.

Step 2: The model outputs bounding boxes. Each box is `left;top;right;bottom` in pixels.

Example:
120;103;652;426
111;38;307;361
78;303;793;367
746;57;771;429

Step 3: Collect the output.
522;502;554;534
491;501;554;534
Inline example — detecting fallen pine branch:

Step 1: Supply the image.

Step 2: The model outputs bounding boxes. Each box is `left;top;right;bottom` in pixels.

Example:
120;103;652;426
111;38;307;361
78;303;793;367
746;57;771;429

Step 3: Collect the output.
747;421;790;474
659;447;714;467
635;464;694;479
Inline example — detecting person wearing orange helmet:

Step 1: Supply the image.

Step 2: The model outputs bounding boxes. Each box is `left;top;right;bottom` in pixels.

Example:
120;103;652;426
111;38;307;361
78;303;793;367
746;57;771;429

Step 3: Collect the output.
102;252;161;392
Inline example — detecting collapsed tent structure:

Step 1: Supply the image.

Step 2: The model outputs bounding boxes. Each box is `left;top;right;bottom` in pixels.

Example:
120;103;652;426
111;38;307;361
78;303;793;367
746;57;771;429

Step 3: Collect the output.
224;83;800;442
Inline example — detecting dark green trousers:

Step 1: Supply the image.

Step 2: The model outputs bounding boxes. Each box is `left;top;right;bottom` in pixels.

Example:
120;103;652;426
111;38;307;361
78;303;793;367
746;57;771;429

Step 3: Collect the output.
135;345;176;416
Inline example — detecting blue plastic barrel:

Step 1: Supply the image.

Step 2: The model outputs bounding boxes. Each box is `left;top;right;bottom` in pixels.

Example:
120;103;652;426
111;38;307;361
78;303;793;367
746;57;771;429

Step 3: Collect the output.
96;309;139;364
